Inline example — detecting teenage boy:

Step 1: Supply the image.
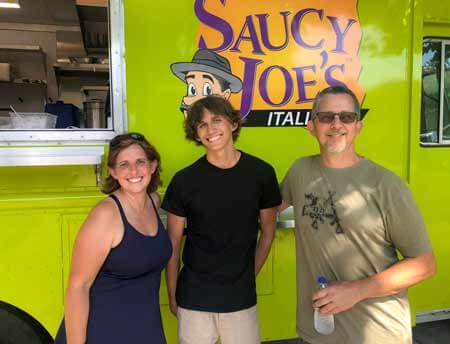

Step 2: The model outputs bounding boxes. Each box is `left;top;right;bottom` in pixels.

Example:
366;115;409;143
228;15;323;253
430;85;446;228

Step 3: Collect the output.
162;95;281;344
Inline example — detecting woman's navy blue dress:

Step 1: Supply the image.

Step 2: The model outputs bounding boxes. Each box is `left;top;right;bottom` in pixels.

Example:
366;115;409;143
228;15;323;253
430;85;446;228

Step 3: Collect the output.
54;194;172;344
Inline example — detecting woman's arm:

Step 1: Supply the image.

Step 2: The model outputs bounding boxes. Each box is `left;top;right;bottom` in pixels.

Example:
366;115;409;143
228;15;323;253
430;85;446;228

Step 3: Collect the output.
64;199;119;344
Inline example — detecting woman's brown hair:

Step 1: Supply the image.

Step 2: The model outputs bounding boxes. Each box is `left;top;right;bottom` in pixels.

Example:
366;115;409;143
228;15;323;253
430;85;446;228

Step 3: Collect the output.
102;133;162;195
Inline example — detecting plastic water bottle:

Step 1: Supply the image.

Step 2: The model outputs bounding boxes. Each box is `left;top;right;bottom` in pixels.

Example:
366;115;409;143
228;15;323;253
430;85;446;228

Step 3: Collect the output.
314;276;335;335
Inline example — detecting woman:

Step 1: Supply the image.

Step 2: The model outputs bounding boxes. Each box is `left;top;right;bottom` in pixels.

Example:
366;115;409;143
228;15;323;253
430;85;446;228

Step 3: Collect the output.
54;133;172;344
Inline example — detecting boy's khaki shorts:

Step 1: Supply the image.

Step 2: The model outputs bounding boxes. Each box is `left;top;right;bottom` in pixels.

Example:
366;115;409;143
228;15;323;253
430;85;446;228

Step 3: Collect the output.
177;305;260;344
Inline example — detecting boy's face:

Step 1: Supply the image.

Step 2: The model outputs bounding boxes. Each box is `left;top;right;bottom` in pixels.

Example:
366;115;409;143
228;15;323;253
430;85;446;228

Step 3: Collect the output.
180;71;231;117
195;109;237;152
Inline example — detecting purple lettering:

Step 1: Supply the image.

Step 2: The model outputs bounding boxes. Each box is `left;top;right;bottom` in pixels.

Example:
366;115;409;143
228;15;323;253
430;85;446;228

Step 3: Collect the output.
259;65;293;106
195;0;234;52
291;8;324;49
239;56;263;118
230;15;264;54
327;16;356;53
256;11;291;51
292;65;317;103
325;64;347;87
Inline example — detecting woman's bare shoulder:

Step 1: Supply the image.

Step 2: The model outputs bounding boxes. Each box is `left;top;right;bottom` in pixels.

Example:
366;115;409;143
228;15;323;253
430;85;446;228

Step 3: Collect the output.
83;196;121;233
95;195;118;212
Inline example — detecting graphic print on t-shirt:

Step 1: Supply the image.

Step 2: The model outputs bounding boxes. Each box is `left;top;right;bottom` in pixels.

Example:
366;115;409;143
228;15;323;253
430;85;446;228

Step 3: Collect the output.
302;192;344;233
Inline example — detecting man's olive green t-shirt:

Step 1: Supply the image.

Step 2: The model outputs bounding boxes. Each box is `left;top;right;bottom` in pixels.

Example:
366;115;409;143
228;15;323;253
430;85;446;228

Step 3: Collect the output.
281;156;432;344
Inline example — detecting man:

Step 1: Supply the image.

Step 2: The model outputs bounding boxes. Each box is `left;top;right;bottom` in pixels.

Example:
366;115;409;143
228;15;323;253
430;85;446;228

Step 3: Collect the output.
171;49;242;117
280;86;436;344
162;95;281;344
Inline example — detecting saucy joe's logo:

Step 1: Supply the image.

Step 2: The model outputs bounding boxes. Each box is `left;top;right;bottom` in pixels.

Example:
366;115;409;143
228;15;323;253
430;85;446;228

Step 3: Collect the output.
172;0;364;127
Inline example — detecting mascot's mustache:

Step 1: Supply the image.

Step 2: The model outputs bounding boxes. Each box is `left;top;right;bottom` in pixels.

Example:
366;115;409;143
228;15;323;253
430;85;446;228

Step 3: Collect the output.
180;102;189;114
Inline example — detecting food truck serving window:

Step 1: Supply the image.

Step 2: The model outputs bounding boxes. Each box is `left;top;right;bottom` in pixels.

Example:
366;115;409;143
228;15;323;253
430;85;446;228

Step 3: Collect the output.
421;38;450;145
0;0;126;144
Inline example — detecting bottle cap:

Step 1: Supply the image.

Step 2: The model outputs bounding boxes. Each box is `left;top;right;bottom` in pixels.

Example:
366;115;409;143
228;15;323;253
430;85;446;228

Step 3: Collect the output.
318;276;328;284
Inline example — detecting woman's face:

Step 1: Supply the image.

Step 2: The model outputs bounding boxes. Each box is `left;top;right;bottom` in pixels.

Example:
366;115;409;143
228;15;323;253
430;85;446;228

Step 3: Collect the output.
109;144;157;193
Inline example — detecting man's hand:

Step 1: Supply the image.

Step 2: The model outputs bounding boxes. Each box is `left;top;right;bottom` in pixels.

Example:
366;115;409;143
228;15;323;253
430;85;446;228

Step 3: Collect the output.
312;252;436;316
312;280;364;315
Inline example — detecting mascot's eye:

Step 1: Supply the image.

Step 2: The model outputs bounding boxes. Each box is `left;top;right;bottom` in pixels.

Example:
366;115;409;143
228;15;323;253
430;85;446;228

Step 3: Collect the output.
203;83;213;96
187;83;197;96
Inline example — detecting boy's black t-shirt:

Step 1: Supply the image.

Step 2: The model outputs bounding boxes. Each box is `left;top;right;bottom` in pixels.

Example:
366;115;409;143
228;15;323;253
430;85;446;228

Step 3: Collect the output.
161;151;281;312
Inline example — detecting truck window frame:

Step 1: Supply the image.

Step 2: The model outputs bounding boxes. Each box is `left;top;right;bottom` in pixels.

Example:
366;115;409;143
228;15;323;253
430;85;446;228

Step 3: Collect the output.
0;0;127;145
421;37;450;146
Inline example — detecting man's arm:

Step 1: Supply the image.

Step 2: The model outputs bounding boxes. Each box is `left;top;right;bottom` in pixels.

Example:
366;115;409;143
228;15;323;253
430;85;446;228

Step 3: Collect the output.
255;206;278;275
313;252;436;315
165;212;185;316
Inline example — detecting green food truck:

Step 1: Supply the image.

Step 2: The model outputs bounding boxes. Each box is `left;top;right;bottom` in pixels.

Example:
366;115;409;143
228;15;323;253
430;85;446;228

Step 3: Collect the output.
0;0;449;342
